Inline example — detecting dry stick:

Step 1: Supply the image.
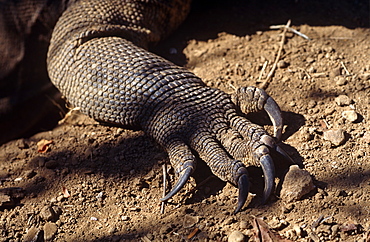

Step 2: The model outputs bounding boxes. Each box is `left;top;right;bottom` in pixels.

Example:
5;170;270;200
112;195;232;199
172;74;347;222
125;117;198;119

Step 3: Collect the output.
340;61;351;75
270;24;311;40
261;19;291;89
160;164;167;214
257;60;269;83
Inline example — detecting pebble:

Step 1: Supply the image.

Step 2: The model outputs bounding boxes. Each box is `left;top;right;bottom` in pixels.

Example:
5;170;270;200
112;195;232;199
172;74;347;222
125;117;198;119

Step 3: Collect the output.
40;205;62;221
359;73;370;81
44;222;58;241
183;215;198;228
277;60;289;68
335;95;352;106
45;160;58;169
280;165;315;203
40;205;55;221
24;169;36;179
334;76;347;86
323;129;346;146
269;217;289;230
341;110;359;122
329;67;341;78
362;132;370;144
239;220;249;230
224;217;236;225
306;57;315;63
228;231;245;242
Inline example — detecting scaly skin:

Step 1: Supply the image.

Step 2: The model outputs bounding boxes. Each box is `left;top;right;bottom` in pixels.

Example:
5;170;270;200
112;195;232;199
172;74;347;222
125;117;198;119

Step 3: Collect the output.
47;0;292;213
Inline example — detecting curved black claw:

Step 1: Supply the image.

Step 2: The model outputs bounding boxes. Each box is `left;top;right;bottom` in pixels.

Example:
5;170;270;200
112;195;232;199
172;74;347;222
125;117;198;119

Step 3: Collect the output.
234;173;249;214
260;154;275;204
160;167;192;202
261;135;295;165
264;97;283;141
276;145;296;165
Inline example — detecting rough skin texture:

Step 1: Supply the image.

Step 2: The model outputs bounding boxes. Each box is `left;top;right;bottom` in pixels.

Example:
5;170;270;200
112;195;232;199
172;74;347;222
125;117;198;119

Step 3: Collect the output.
47;0;289;212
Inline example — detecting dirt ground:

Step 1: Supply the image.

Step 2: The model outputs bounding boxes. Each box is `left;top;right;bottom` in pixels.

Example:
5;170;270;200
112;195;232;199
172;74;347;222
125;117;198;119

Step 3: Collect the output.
1;0;370;241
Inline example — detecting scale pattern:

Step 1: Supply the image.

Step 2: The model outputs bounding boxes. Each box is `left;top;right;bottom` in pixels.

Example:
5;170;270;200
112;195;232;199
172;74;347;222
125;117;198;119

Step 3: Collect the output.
47;0;289;212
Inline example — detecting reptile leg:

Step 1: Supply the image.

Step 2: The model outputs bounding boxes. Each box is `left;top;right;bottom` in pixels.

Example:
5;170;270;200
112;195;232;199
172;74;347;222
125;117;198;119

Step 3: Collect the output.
46;0;293;213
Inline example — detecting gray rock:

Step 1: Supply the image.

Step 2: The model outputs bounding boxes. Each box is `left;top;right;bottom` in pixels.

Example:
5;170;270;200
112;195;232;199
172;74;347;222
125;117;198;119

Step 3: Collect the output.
280;165;315;203
44;222;58;241
341;110;359;122
323;129;346;146
228;231;245;242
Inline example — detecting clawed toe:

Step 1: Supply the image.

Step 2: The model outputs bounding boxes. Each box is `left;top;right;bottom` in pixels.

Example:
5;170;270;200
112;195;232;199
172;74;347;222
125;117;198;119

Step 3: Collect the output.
235;172;249;214
264;97;283;141
259;154;275;204
160;167;193;202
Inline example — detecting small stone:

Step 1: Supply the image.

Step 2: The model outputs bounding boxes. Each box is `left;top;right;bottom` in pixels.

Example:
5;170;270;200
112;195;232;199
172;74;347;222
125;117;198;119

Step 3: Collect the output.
277;60;289;68
52;205;62;218
0;193;12;207
293;225;303;237
282;203;295;213
45;160;58;169
306;57;315;63
334;76;347;86
121;216;129;221
23;226;40;242
269;217;289;230
40;205;56;221
228;231;245;242
335;95;352;106
323;129;346;146
362;132;370;144
331;224;340;236
183;215;199;228
224;217;236;225
24;170;36;179
329;67;341;78
342;110;359;122
359;73;370;81
280;165;315;203
56;195;65;202
44;222;58;241
239;220;249;229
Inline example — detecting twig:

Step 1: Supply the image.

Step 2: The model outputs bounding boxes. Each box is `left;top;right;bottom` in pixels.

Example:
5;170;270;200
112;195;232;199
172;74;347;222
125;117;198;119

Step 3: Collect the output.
298;67;312;79
228;82;237;91
261;19;291;89
257;60;269;83
160;164;167;214
340;61;351;75
270;24;311;40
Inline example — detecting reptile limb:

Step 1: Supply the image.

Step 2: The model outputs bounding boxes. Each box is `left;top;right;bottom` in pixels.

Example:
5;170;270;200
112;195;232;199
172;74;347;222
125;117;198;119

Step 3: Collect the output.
47;0;293;213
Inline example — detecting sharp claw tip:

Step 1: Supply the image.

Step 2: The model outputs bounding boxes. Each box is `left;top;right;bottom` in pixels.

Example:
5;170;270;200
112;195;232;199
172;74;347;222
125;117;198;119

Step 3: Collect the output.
234;173;249;214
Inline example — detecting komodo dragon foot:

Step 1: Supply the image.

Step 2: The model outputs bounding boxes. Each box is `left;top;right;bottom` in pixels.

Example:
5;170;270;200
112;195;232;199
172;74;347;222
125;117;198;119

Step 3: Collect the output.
46;0;295;213
157;86;293;213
